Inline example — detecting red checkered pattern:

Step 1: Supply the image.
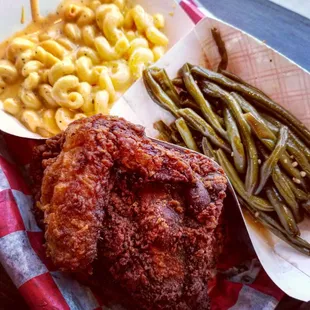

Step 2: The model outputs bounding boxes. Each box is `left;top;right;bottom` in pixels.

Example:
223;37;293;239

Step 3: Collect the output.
0;2;286;309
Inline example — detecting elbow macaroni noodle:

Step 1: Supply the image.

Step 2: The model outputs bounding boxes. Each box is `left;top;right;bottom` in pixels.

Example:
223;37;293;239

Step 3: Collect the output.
38;84;58;108
48;58;75;86
34;46;60;67
22;60;44;77
23;72;41;90
99;67;116;103
64;23;82;42
3;98;22;116
81;25;97;47
20;109;42;133
39;40;67;59
52;75;84;109
94;90;109;114
64;4;95;27
19;88;42;110
0;0;169;137
78;82;94;113
15;49;34;71
0;60;18;92
55;107;86;131
105;60;131;91
77;46;101;65
129;47;154;79
6;38;35;62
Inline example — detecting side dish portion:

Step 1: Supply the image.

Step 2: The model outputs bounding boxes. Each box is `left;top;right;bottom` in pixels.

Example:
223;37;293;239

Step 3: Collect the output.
30;114;227;309
1;0;168;137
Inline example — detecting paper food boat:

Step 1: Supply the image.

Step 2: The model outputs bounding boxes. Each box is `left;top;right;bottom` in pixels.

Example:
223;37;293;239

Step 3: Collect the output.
0;0;310;304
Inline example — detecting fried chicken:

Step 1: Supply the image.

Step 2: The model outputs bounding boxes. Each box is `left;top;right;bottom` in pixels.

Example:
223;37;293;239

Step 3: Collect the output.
31;115;227;309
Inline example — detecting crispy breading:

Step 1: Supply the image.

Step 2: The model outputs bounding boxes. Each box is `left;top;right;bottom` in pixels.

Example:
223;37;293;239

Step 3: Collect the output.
31;115;227;309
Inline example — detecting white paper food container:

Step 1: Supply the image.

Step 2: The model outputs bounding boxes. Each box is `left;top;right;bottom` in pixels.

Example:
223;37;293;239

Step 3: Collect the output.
1;0;310;303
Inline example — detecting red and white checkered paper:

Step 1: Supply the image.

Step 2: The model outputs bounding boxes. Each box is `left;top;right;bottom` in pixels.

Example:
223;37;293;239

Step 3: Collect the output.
0;2;285;309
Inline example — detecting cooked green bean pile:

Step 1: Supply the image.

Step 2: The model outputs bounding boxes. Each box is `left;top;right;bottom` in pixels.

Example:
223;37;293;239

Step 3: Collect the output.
142;30;310;255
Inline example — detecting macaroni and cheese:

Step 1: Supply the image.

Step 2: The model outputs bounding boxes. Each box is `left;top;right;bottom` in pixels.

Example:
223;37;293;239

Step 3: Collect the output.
0;0;169;137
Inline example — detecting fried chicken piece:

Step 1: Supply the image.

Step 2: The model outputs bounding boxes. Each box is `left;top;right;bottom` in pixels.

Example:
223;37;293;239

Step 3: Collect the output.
98;155;226;309
31;115;227;309
38;118;118;271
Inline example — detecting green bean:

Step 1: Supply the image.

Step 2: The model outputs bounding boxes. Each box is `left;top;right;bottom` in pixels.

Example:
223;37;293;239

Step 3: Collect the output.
266;186;300;236
262;112;310;162
198;82;258;194
156;134;167;142
244;112;304;183
286;139;310;178
254;99;310;148
257;140;309;201
169;122;182;144
239;196;310;251
239;196;288;236
211;27;228;71
223;107;246;174
154;120;171;135
229;94;258;194
253;113;310;179
216;115;225;127
241;196;278;227
154;120;172;142
237;93;266;121
201;137;216;159
181;98;200;111
262;221;310;256
288;233;310;250
186;63;194;70
254;117;307;176
179;90;199;111
263;119;282;135
216;149;273;211
151;69;181;106
266;127;310;179
255;127;288;194
178;108;232;153
143;69;179;117
255;139;269;157
256;142;302;216
260;112;282;128
209;98;225;116
243;112;276;146
272;165;302;222
181;64;227;140
175;117;199;152
220;70;266;96
172;77;185;89
210;103;225;126
280;171;309;201
191;66;310;146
